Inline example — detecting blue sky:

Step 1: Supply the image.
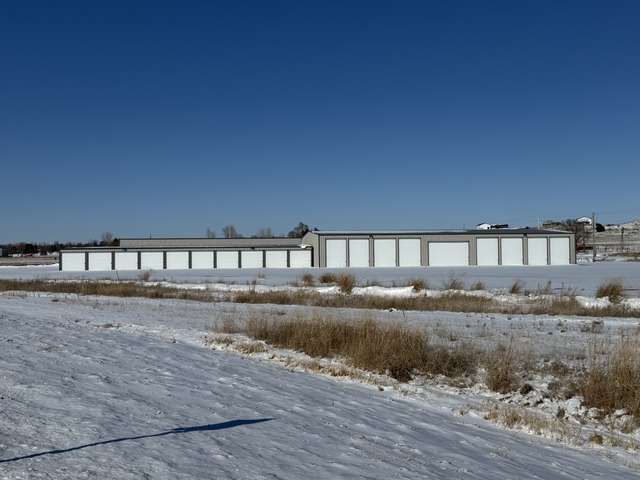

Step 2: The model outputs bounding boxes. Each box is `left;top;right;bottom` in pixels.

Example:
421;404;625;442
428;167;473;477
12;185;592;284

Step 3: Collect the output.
1;1;639;242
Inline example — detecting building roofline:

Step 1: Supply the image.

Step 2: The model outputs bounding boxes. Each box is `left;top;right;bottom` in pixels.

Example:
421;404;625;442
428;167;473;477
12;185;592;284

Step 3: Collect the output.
310;228;571;236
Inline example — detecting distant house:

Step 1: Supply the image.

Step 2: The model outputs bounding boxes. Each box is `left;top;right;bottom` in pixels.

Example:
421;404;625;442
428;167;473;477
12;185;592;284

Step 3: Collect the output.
576;216;592;225
476;223;509;230
0;247;6;257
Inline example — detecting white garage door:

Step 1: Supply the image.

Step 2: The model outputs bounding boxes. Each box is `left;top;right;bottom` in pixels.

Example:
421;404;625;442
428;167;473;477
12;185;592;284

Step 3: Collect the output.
166;251;189;270
501;238;523;266
115;252;138;270
141;252;163;270
476;238;499;266
398;239;421;267
241;251;263;268
62;252;85;271
217;251;238;269
349;239;369;267
290;250;312;268
374;239;396;267
326;239;347;268
527;238;548;266
191;251;213;269
266;251;287;268
550;237;570;265
428;242;469;266
88;252;111;271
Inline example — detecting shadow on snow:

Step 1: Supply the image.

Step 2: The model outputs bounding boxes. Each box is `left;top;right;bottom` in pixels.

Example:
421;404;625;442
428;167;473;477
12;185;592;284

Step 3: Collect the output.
0;418;273;464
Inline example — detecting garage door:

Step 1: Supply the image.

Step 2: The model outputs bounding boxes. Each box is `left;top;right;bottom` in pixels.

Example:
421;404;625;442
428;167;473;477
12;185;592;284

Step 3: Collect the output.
166;251;189;270
290;250;312;268
501;238;523;266
476;238;499;266
326;239;347;268
241;251;263;268
62;252;85;271
217;251;238;269
428;242;469;266
349;239;369;267
88;252;111;271
191;251;213;269
550;237;570;265
141;252;163;270
527;238;548;266
374;239;396;267
115;252;138;270
266;251;287;268
398;239;421;267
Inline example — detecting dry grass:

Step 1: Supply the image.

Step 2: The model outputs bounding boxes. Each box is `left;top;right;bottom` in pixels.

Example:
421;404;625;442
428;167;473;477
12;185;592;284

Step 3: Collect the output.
234;288;640;318
581;335;640;418
301;273;315;287
485;406;581;442
485;342;519;393
319;273;337;284
442;276;464;291
243;315;476;382
234;289;503;313
235;341;268;354
0;279;208;301
409;279;427;292
469;281;486;291
205;334;234;346
596;279;625;304
138;270;152;282
2;279;639;319
336;274;356;294
509;280;524;295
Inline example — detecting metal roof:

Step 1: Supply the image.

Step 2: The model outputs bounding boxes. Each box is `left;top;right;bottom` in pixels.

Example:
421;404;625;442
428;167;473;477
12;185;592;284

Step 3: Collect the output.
309;228;570;236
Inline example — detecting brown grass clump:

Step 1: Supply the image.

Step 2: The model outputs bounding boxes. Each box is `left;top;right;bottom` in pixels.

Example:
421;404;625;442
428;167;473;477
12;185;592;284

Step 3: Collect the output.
206;334;234;346
243;315;476;382
596;279;625;304
235;341;268;354
442;276;464;291
301;273;315;287
319;273;337;284
580;335;640;418
336;274;356;294
138;270;152;282
485;343;519;393
409;279;427;292
509;280;524;295
245;316;426;381
469;281;486;291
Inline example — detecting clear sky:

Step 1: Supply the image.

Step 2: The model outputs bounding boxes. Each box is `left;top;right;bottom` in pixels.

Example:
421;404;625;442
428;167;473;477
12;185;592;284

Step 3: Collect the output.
1;1;639;243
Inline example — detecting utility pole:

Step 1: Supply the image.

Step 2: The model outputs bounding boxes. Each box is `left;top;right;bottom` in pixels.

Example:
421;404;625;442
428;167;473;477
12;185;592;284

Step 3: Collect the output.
621;227;625;254
592;212;596;262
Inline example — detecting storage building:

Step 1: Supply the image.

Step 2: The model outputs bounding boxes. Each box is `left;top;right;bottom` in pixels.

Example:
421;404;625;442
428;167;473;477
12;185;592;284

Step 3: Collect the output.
59;228;574;271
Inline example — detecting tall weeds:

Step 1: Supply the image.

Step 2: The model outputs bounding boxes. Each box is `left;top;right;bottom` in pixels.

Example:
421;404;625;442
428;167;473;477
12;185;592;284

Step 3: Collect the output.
581;335;640;418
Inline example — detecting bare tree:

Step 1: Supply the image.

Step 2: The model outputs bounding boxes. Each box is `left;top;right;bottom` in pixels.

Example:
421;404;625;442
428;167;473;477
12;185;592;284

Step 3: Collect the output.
287;222;310;238
256;227;273;238
222;225;239;238
206;228;216;238
101;232;114;245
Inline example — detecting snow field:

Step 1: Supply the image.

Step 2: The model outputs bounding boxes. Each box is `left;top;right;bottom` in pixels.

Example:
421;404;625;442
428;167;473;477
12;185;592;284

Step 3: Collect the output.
1;293;639;478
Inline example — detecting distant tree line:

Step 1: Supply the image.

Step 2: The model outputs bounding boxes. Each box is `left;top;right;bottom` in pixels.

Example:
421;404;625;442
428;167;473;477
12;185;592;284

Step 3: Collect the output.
1;232;118;256
2;223;314;256
204;222;311;239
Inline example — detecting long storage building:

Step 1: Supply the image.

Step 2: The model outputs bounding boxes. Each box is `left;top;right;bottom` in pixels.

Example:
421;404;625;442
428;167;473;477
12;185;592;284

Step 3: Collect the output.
59;228;575;271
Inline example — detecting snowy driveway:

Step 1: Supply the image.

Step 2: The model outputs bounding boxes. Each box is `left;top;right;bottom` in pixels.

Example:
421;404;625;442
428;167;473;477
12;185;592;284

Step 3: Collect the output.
0;295;636;479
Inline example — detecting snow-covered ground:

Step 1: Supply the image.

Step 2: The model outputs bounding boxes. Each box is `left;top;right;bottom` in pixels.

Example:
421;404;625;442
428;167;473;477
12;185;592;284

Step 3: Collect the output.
0;294;638;478
2;262;640;297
